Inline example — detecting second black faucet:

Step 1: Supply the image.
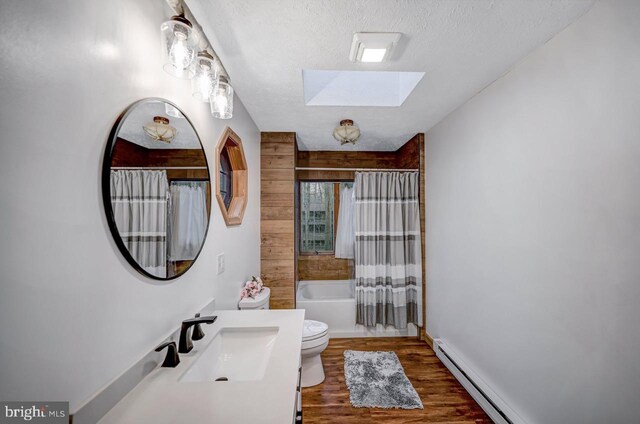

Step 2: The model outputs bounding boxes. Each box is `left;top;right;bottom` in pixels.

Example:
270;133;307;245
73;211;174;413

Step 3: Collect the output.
178;315;217;353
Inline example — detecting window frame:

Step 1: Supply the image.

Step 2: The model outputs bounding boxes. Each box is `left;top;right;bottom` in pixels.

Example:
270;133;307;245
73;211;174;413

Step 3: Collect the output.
215;127;248;226
299;181;342;256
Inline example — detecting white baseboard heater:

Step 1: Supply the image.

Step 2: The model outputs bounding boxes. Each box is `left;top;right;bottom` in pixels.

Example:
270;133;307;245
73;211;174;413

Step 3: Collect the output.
433;339;527;424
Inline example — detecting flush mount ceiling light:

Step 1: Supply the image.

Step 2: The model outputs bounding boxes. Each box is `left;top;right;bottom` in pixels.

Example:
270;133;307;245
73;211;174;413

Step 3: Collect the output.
349;32;402;63
210;75;234;119
191;51;218;102
333;119;360;145
143;116;177;143
160;15;198;79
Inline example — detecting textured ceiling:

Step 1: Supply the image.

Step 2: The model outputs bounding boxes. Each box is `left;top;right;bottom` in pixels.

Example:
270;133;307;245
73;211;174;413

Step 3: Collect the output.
118;100;202;149
188;0;594;151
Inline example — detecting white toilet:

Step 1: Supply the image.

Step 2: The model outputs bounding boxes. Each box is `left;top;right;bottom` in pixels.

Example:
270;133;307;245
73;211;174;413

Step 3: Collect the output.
299;319;329;387
238;287;329;387
237;287;272;310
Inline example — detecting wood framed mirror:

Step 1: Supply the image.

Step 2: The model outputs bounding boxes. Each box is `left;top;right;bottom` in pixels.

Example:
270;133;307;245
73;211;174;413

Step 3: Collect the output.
215;127;247;226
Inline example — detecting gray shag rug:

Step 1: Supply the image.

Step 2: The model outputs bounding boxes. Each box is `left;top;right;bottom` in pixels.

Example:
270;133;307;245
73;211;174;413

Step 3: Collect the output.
343;350;423;409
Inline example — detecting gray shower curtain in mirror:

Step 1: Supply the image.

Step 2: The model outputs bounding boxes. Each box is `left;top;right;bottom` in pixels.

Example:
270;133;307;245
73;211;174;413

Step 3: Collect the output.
354;172;423;329
110;170;169;278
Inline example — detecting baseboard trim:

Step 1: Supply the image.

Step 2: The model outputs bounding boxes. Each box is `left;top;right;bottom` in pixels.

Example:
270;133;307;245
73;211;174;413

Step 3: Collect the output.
423;331;434;348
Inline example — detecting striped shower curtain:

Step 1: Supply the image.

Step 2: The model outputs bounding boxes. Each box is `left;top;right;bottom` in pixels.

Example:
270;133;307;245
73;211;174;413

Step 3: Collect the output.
110;170;169;278
354;172;423;329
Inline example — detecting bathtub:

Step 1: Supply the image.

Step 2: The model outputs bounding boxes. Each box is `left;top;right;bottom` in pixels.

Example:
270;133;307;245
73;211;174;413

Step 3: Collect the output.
296;280;417;338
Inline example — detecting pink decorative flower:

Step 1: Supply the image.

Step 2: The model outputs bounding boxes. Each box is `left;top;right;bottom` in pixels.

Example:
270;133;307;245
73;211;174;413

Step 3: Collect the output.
240;276;265;299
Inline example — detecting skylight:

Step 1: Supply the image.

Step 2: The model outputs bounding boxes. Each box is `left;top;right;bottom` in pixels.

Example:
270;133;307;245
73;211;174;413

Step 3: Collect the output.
302;70;424;107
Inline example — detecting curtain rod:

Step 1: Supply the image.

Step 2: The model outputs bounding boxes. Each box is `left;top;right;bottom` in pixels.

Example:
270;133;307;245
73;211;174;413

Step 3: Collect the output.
295;167;419;172
111;167;209;170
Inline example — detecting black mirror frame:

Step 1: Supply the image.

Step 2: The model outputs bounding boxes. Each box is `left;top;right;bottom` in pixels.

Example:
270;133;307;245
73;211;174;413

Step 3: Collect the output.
102;98;212;281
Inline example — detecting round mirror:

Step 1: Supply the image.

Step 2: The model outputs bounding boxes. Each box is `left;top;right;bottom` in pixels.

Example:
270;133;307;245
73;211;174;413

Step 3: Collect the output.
102;98;211;280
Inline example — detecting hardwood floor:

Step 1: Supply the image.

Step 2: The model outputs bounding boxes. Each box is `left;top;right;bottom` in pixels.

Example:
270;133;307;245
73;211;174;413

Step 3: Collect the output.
302;338;491;424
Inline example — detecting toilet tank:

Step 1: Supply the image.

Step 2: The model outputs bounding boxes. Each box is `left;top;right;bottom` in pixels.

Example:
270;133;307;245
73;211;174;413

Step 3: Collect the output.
238;287;271;310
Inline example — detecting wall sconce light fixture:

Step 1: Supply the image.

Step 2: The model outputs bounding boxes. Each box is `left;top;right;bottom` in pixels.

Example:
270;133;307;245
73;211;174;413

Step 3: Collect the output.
210;76;234;119
160;15;198;79
191;51;218;102
162;1;234;119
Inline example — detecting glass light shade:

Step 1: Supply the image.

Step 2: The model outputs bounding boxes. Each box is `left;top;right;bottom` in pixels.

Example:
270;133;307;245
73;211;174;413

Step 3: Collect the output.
210;78;234;119
160;17;198;79
143;116;177;143
191;54;218;102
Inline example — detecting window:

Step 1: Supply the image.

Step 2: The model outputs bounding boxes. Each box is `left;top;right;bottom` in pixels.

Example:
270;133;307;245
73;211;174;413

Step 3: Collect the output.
219;147;232;209
215;127;248;226
300;182;334;253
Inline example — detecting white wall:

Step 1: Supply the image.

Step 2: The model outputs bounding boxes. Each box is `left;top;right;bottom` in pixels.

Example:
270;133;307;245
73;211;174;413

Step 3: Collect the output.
0;0;260;412
425;1;640;423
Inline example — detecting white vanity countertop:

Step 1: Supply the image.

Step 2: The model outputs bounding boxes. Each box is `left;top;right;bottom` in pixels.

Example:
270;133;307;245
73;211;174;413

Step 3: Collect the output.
99;309;305;424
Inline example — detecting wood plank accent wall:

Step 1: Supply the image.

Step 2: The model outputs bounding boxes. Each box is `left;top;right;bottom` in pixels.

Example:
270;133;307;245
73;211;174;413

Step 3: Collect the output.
296;150;400;181
419;134;426;341
396;135;421;169
111;138;209;181
298;255;353;281
402;133;427;341
261;132;296;309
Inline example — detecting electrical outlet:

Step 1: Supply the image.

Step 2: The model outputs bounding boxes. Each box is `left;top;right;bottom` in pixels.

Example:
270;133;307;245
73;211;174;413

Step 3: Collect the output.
217;253;225;275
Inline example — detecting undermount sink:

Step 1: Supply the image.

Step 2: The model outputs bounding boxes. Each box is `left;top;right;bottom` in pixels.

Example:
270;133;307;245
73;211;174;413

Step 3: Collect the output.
179;327;279;383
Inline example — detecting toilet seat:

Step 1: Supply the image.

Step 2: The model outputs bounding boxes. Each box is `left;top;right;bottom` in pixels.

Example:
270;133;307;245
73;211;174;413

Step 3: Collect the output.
302;320;328;340
302;320;329;349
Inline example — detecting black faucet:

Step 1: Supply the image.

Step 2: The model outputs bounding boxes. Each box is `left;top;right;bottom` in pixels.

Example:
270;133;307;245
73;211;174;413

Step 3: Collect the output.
179;315;217;353
155;341;180;368
192;313;205;341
